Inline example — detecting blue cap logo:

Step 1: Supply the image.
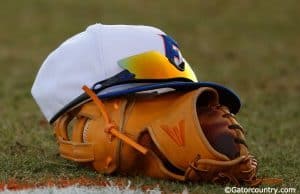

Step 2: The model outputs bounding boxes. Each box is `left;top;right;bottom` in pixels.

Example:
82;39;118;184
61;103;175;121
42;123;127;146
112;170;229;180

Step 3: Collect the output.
161;34;185;71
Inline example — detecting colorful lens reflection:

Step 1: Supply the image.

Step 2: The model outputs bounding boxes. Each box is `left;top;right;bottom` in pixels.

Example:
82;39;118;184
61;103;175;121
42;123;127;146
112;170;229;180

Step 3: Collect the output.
118;51;198;82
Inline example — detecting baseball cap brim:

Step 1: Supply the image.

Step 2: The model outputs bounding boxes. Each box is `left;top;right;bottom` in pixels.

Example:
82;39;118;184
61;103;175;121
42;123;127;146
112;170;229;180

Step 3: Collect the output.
49;81;241;123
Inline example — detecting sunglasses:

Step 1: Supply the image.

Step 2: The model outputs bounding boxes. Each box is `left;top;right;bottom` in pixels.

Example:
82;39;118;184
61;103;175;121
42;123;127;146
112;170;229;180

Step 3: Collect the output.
118;50;198;82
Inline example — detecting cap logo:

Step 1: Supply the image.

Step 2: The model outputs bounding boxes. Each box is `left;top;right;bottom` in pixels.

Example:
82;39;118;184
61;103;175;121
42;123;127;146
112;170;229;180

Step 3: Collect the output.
161;34;185;71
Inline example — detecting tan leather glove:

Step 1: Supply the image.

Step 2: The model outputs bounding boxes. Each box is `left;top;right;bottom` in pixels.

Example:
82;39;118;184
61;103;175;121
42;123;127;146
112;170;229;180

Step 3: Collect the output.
53;87;280;186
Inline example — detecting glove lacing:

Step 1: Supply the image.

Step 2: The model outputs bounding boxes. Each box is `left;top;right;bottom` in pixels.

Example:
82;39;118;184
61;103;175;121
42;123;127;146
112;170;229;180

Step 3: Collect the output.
82;85;148;155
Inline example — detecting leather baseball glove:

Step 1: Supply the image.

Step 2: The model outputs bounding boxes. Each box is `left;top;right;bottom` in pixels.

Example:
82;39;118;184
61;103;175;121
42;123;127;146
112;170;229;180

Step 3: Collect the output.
53;86;279;186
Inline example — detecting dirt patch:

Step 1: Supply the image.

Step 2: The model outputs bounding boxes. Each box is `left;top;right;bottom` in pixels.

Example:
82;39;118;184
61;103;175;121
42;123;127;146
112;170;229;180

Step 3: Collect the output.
0;177;124;191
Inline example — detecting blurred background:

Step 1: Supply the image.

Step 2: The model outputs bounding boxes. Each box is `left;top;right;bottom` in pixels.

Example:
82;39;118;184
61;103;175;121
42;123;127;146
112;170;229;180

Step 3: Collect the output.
0;0;299;192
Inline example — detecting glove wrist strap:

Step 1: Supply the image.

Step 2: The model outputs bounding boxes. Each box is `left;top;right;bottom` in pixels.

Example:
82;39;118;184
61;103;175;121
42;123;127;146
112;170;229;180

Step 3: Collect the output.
54;113;95;162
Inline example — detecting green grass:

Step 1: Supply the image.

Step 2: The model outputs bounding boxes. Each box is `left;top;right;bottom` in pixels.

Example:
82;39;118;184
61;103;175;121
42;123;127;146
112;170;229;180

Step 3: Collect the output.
0;0;299;193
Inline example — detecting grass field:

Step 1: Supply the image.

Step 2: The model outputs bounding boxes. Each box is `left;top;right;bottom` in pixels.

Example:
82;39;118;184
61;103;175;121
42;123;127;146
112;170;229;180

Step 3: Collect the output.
0;0;299;193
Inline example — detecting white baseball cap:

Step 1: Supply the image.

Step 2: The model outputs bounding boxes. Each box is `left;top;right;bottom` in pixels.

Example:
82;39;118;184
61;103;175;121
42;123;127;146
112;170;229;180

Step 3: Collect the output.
32;23;240;123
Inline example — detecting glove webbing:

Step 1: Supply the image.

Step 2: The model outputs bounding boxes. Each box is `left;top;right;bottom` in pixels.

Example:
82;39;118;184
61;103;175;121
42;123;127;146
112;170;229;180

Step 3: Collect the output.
82;85;148;155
